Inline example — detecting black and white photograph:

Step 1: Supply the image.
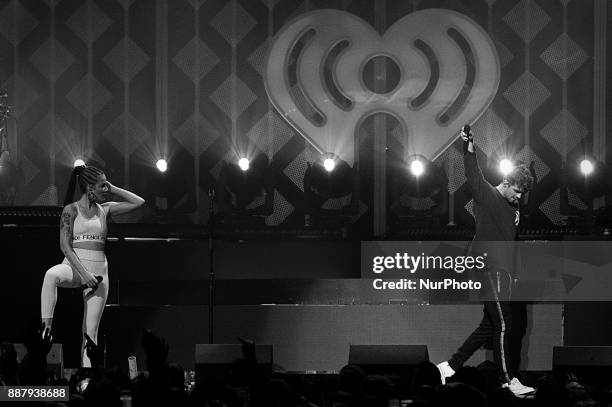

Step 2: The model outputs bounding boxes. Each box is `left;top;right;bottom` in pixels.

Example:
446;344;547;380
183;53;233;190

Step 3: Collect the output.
0;0;610;405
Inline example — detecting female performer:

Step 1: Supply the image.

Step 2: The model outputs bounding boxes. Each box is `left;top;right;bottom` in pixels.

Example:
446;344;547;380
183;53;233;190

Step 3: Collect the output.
41;165;144;367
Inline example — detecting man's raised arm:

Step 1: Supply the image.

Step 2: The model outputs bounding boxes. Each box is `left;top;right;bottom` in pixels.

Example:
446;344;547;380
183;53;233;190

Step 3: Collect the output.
461;126;487;203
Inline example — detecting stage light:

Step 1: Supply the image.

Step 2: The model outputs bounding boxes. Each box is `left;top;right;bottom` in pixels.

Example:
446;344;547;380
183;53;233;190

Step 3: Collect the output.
303;156;356;226
323;157;335;172
156;158;168;173
218;154;274;220
388;155;448;229
238;157;250;172
73;159;85;167
566;159;607;198
580;159;594;176
561;158;609;225
410;159;424;177
499;159;513;177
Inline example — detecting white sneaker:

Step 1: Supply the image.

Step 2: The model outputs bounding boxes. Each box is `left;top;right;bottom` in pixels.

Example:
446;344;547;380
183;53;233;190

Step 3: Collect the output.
436;361;455;384
503;377;536;397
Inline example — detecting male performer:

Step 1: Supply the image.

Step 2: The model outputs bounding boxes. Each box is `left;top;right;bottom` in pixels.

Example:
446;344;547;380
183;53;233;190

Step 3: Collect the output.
437;126;535;397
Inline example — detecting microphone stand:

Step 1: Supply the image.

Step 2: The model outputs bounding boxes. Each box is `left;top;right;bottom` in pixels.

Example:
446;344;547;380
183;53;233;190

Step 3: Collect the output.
208;187;215;344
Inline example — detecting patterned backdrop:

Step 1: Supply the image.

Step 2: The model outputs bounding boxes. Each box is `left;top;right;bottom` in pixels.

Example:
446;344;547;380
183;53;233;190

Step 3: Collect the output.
0;0;607;233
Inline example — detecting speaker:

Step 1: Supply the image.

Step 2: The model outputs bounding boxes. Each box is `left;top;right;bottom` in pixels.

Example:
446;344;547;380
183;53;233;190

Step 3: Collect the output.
195;344;273;384
553;346;612;386
12;343;63;379
348;345;429;376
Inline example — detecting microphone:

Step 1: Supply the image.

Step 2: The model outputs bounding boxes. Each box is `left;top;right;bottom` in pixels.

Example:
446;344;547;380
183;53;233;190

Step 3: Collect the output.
462;124;472;153
77;276;103;291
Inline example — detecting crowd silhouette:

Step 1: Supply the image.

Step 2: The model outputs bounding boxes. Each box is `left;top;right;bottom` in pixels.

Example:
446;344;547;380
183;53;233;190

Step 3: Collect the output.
1;321;611;407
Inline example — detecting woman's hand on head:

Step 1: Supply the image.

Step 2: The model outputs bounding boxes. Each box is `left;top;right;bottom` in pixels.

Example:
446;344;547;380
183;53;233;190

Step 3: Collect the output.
102;181;113;193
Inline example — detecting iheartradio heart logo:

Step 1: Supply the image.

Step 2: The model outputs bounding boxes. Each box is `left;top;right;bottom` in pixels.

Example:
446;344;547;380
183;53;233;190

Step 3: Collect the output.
265;9;500;166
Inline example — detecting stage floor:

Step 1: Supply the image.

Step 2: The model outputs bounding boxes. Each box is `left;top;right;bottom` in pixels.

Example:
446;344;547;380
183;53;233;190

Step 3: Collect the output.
99;304;563;372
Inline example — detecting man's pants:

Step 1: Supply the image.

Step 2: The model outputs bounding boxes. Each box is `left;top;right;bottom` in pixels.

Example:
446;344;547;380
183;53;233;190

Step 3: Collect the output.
447;272;527;382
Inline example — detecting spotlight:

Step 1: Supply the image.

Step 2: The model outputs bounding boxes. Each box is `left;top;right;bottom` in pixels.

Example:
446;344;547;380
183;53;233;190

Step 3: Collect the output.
580;159;594;176
410;159;424;177
561;158;609;225
323;157;335;173
389;155;448;229
566;159;607;198
73;159;85;167
499;159;513;177
218;154;274;218
238;157;250;172
156;158;168;173
303;156;355;226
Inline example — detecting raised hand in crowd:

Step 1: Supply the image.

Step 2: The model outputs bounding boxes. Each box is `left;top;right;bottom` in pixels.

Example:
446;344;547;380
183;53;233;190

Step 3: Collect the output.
19;321;53;385
24;322;53;357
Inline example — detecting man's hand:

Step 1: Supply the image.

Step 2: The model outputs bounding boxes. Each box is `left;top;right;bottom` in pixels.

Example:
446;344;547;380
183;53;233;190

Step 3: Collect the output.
460;126;475;153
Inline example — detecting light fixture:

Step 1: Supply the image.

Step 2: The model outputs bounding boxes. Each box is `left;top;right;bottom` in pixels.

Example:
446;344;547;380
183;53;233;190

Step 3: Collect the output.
238;157;250;172
73;159;85;167
156;158;168;173
410;159;424;177
580;159;594;176
303;155;355;226
499;159;513;177
218;154;274;217
388;155;448;229
566;158;607;199
323;157;335;173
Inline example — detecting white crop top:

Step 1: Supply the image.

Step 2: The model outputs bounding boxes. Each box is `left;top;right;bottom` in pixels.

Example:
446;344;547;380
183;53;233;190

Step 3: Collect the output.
72;203;107;244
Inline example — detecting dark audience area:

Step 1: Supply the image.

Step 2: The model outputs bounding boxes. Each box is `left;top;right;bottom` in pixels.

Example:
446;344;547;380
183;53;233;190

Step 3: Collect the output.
2;321;612;407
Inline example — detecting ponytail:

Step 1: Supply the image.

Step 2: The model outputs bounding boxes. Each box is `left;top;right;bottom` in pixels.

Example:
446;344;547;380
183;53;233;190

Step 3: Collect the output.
63;165;84;206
